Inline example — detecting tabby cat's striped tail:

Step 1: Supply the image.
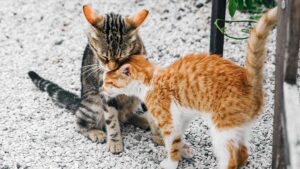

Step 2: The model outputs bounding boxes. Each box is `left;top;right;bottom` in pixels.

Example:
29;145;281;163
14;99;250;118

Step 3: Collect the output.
245;7;277;91
28;71;81;113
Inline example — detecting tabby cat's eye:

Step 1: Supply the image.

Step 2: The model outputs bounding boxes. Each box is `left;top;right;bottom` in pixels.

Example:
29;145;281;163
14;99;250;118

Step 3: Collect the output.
99;57;108;63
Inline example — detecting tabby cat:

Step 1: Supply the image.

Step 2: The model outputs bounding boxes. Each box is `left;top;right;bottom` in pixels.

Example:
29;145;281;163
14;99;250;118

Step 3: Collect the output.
28;5;163;154
102;8;277;168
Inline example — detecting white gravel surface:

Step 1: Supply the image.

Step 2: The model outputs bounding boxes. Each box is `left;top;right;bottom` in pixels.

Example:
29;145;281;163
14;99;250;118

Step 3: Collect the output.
1;0;298;168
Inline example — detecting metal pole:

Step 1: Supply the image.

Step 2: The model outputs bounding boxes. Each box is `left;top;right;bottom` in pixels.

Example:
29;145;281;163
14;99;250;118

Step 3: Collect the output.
209;0;226;56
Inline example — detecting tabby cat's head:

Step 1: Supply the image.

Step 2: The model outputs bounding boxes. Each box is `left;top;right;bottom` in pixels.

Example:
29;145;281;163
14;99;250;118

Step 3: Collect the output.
83;5;148;70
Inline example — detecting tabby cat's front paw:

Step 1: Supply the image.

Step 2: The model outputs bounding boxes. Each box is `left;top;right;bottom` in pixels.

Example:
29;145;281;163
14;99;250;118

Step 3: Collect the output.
160;158;178;169
87;129;106;143
106;140;124;154
153;134;164;146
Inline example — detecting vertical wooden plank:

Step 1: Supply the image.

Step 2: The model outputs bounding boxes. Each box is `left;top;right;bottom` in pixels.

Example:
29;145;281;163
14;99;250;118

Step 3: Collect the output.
272;0;289;168
284;83;300;169
209;0;226;56
284;0;300;168
285;0;300;84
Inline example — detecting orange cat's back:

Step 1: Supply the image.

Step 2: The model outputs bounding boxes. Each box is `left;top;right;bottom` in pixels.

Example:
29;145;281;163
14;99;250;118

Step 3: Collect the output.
155;53;258;128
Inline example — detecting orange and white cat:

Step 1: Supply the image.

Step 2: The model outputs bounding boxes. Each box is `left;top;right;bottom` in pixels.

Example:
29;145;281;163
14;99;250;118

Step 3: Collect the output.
102;7;277;169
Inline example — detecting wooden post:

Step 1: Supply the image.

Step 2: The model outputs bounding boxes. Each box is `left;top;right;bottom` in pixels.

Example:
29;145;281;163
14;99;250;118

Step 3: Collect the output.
272;0;289;168
209;0;226;56
283;0;300;168
285;0;300;84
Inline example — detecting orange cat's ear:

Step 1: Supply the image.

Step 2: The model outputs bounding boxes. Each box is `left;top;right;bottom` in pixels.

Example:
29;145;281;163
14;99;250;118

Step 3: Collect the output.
128;9;148;28
83;5;103;26
119;64;131;77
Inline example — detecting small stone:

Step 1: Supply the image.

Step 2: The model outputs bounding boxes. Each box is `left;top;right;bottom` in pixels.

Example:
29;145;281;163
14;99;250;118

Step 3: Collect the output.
39;16;44;21
134;135;142;141
174;54;180;58
54;40;64;45
138;3;144;6
196;3;204;8
179;8;185;12
1;165;10;169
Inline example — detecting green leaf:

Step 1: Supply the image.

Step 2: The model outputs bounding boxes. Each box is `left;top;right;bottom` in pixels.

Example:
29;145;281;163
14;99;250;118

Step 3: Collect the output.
254;0;262;5
248;6;263;14
262;0;275;8
237;0;244;10
228;0;237;17
249;15;261;20
241;28;250;34
245;0;252;10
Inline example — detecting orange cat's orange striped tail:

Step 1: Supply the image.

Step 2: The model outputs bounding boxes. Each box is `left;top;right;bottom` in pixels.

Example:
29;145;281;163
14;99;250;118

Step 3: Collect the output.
245;7;278;91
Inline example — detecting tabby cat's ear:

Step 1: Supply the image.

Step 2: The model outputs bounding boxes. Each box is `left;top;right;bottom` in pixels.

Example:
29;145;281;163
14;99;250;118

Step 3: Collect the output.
119;64;131;77
83;5;104;26
128;9;149;28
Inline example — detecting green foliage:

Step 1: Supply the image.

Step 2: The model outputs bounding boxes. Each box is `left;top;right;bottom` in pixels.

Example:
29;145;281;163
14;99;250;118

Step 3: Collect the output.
228;0;237;17
228;0;275;17
219;0;276;40
214;19;256;40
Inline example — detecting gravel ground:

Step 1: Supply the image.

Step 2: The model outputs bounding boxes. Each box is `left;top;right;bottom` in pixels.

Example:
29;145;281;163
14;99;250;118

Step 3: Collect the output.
1;0;298;169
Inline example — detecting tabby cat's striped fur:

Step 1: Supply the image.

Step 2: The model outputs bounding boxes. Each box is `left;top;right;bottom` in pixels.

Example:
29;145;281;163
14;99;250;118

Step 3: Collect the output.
28;5;163;154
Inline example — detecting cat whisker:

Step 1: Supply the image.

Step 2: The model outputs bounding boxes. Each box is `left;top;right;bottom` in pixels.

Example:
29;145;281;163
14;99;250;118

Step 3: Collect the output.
82;66;98;71
82;66;99;75
82;68;94;75
85;66;101;80
82;64;99;69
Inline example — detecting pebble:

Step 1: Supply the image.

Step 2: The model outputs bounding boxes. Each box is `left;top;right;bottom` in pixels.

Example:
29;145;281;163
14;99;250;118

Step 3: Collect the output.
196;3;204;8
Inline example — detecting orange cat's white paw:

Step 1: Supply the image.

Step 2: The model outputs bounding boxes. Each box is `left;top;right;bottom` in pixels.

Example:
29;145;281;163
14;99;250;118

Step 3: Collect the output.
160;158;178;169
181;143;194;159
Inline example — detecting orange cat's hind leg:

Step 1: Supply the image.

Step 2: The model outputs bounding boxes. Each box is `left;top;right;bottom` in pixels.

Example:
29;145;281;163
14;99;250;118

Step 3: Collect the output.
228;143;249;169
210;126;247;169
227;141;239;169
238;144;248;167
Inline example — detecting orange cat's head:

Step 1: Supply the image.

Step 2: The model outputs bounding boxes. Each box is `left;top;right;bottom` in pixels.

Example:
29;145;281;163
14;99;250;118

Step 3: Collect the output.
103;63;132;96
102;55;154;98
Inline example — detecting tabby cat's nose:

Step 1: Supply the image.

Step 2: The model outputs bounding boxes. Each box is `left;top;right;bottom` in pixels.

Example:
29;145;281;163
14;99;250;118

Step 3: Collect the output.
108;61;117;70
